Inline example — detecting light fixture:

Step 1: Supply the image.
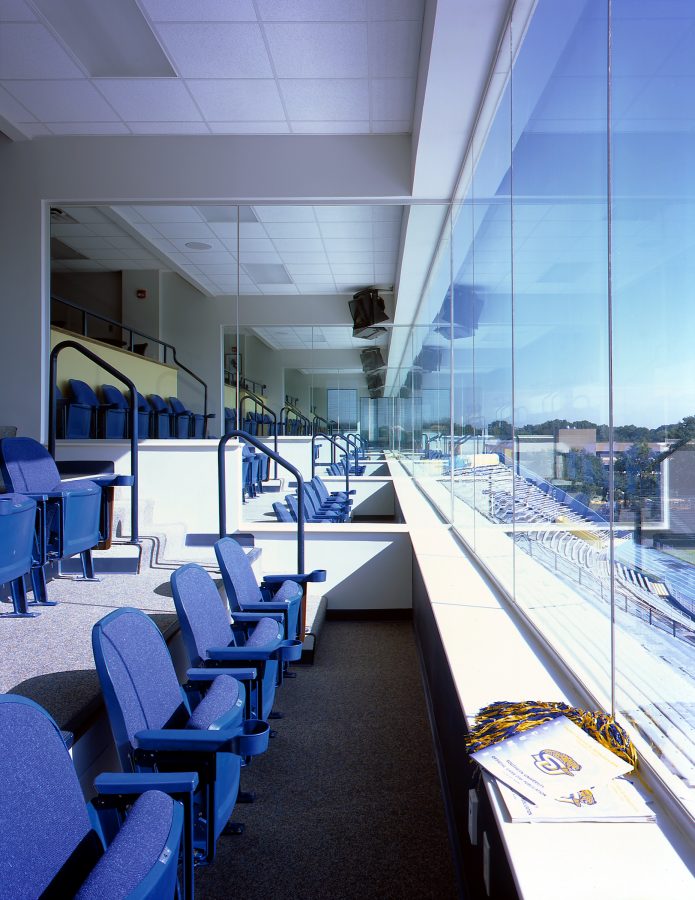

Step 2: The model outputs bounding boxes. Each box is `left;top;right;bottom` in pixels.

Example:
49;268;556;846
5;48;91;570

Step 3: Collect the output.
185;241;213;251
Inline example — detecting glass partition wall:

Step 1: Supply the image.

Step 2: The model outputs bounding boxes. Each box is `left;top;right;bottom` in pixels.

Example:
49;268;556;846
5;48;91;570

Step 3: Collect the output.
48;0;695;818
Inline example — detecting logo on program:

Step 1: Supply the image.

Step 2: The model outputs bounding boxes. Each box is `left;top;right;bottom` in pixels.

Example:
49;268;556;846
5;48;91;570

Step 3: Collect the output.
558;789;596;807
532;749;581;776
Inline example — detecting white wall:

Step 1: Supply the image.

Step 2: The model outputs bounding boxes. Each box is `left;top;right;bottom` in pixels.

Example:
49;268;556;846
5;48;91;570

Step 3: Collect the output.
243;335;284;413
0;133;410;440
122;270;161;361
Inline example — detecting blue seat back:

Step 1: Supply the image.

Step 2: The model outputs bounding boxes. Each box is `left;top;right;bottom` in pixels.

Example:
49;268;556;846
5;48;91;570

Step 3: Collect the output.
0;695;94;899
99;384;128;439
66;379;97;438
285;494;299;521
0;436;60;492
273;501;292;522
92;608;188;769
171;563;235;665
0;493;36;583
134;391;152;438
214;536;263;611
148;395;172;439
101;384;128;408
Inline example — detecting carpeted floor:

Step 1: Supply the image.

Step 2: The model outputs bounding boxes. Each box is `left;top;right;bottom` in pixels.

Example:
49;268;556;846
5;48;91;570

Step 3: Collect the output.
195;620;458;900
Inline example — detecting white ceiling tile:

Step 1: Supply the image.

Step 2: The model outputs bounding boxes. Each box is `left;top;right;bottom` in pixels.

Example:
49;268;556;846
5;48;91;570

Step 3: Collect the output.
184;251;233;265
295;283;336;293
194;264;237;274
331;264;374;276
334;281;363;290
5;80;120;121
372;237;398;252
0;82;34;120
187;78;284;121
291;120;370;133
237;251;281;263
368;0;424;20
169;236;226;252
133;206;203;222
254;206;315;222
147;237;177;252
257;0;366;21
272;238;325;252
373;250;398;262
208;121;290;133
48;122;130;134
239;238;276;252
281;78;368;120
280;252;329;264
315;206;373;222
139;0;257;21
373;205;403;221
265;23;367;78
17;123;50;136
156;24;272;77
0;1;37;21
258;284;298;294
127;121;211;134
320;221;370;239
370;119;411;133
76;246;126;259
287;263;331;272
326;252;374;264
153;222;217;240
208;223;239;241
289;272;335;283
108;235;149;250
68;207;109;224
239;222;267;238
264;222;320;239
94;79;202;121
369;20;422;78
323;238;373;252
372;220;401;237
371;77;415;121
126;223;161;239
0;24;84;77
374;265;395;278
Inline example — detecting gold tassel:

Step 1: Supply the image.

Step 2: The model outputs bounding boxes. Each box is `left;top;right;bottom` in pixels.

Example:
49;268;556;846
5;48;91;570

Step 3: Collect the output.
465;700;638;769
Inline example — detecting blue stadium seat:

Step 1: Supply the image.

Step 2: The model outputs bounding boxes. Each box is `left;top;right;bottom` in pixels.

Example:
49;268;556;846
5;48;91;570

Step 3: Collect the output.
0;437;101;606
100;384;130;439
147;394;172;438
61;379;95;438
169;396;214;439
92;607;270;866
0;492;36;616
171;563;302;721
214;536;326;644
311;475;355;504
69;379;127;439
224;407;237;434
167;396;193;438
134;391;153;438
272;501;292;522
0;694;184;900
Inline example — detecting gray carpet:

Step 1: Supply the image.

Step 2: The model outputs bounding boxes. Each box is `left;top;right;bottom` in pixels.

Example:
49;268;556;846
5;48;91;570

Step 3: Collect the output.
196;620;458;900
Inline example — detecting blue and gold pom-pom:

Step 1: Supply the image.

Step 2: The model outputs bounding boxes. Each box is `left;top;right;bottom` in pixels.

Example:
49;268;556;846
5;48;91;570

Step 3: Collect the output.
465;700;638;769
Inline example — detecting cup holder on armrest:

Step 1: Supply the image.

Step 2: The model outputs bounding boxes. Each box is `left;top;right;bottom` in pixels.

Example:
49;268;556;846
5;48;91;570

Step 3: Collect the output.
236;718;270;756
279;639;303;662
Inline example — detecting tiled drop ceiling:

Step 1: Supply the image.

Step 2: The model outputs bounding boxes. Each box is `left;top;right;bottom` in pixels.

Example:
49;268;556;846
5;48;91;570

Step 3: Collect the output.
251;325;387;351
51;203;404;297
0;0;424;138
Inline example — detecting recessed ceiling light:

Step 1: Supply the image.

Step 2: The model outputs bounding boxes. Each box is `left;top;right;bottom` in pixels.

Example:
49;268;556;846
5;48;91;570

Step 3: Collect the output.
185;241;213;250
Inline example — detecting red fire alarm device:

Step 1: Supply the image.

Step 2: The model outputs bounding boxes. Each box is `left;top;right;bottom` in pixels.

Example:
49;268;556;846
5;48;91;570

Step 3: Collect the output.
136;289;147;299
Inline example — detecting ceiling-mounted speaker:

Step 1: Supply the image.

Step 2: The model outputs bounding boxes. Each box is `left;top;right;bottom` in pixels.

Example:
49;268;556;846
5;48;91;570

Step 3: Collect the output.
349;288;389;340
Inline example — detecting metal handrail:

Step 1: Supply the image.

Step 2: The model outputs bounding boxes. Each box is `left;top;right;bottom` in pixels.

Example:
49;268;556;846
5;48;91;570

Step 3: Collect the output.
280;404;311;436
49;340;139;542
345;433;360;472
51;295;209;431
312;413;333;435
239;391;278;478
312;432;350;493
218;431;305;573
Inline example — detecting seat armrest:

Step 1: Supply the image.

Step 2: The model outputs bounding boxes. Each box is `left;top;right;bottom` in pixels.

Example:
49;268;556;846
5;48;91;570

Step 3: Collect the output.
134;728;237;752
92;474;135;487
240;603;289;617
262;569;327;586
186;666;257;682
95;771;199;797
232;610;284;624
207;646;277;662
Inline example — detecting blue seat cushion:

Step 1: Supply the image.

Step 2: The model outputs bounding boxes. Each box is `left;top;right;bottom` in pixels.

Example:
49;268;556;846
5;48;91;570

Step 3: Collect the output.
187;674;242;730
245;616;283;648
75;790;175;900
